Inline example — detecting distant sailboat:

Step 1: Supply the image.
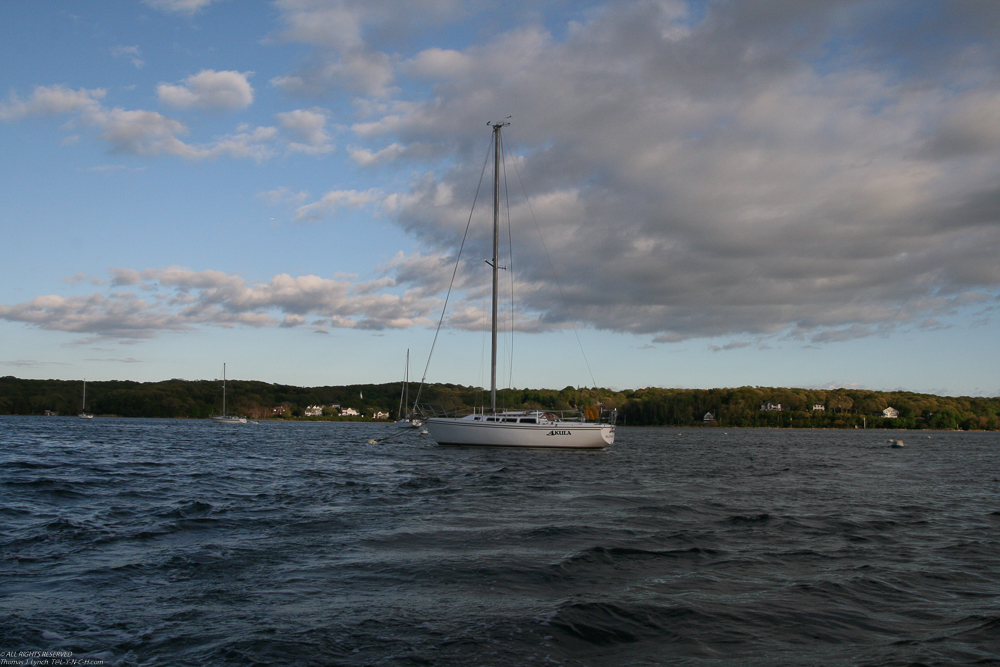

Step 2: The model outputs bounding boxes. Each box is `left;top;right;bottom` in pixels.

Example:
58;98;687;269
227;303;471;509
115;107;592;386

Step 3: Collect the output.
211;363;246;424
419;122;616;449
395;349;422;428
78;379;94;419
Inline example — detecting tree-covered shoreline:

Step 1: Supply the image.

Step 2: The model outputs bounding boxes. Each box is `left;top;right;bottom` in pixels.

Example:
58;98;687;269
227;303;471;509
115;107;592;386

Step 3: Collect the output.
1;376;997;430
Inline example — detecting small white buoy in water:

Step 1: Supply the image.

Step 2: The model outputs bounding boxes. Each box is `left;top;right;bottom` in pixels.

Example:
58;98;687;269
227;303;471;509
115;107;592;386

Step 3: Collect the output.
368;439;378;445
888;439;904;448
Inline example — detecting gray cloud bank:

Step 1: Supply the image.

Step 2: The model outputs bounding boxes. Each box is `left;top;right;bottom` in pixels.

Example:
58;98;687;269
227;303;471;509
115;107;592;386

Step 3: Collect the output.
356;0;1000;345
3;1;999;346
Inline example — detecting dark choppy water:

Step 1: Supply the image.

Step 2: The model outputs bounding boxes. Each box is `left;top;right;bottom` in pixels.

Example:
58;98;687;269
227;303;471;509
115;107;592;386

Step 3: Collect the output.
2;417;999;666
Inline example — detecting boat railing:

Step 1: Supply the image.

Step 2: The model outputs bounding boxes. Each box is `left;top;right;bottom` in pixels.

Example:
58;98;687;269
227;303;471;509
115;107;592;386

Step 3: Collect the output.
414;403;494;419
414;403;451;419
415;403;617;424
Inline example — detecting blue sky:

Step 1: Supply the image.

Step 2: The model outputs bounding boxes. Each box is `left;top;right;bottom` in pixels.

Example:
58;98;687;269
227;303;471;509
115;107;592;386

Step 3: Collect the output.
1;0;998;397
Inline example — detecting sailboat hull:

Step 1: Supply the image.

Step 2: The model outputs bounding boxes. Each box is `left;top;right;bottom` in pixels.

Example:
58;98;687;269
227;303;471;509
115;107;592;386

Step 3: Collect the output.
211;415;247;424
417;125;614;451
425;417;613;449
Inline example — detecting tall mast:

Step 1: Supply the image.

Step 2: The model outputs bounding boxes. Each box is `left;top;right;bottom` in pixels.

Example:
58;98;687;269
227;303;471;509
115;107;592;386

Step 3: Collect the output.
222;363;226;415
399;349;409;419
489;121;508;412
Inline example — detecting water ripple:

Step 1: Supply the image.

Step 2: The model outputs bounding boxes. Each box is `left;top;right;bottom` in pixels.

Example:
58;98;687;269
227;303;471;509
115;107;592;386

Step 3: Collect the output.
1;416;999;665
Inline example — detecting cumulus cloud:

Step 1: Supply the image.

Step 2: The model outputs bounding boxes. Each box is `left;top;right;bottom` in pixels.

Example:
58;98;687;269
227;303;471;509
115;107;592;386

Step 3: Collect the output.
0;85;105;121
0;267;440;340
89;107;195;156
0;261;527;341
300;0;1000;346
348;142;404;166
207;124;278;161
158;70;254;111
268;0;465;98
273;52;395;99
404;47;471;79
2;83;277;161
0;292;193;339
84;108;275;160
7;1;1000;350
277;108;334;153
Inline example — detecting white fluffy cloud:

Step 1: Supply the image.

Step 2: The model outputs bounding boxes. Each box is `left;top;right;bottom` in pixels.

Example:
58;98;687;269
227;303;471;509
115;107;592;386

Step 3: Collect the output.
268;0;463;98
0;267;440;339
277;108;334;153
1;83;335;162
0;85;105;121
158;70;254;111
80;106;276;160
348;142;404;166
0;259;558;341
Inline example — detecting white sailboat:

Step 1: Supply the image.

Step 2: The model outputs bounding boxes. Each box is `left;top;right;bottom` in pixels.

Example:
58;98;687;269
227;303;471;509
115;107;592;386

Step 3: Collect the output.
395;349;422;428
420;122;616;449
211;363;246;424
78;379;94;419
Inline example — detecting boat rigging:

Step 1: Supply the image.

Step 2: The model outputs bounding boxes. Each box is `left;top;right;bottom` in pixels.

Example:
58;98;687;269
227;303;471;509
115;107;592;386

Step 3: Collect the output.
414;121;616;448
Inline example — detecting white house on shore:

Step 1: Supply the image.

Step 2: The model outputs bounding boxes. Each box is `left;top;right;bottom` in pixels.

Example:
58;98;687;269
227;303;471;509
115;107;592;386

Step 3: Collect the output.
760;402;782;412
341;407;360;416
883;407;899;419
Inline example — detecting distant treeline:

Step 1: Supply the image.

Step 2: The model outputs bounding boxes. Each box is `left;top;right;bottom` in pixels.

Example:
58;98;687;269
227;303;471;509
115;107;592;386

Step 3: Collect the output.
1;376;998;430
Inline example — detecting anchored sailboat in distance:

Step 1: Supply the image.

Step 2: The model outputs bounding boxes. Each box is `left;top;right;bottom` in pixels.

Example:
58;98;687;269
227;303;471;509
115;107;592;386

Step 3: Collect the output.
419;122;616;449
78;379;94;419
211;363;246;424
395;349;422;428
